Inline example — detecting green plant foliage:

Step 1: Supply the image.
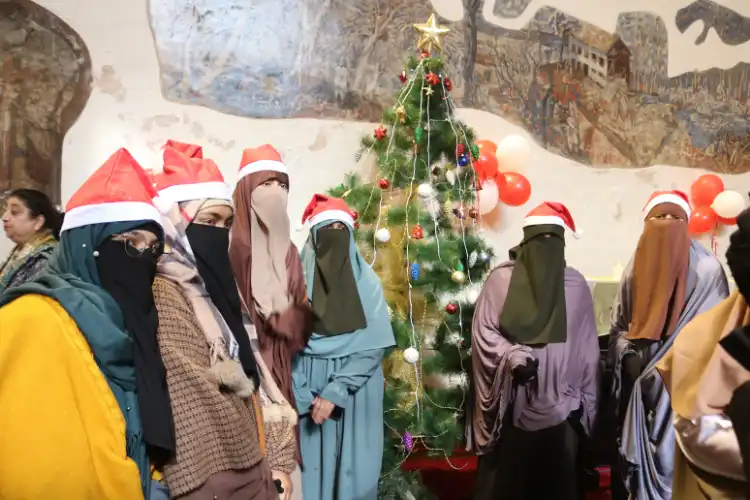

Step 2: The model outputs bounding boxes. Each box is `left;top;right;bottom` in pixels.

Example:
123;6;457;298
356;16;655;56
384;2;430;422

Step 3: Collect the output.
328;52;494;498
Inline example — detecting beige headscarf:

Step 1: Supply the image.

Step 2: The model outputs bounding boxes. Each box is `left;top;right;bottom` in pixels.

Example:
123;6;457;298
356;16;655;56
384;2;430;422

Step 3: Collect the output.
157;200;255;397
249;183;291;317
657;289;750;419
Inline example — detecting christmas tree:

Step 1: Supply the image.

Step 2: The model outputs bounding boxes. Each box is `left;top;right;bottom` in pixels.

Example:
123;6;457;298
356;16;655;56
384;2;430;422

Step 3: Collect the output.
326;14;497;498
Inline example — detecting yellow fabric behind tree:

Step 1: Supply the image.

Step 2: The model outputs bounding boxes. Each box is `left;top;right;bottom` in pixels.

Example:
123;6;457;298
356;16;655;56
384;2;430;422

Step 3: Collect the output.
0;295;144;499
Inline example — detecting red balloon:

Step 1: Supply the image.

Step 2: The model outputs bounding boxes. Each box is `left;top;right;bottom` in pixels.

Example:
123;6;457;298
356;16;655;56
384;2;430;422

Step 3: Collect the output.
718;215;737;225
475;140;498;154
498;172;531;206
473;151;499;182
688;206;718;235
691;174;724;207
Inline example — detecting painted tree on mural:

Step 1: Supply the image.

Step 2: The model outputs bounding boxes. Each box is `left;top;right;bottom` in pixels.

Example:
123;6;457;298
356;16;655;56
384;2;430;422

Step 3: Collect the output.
325;15;493;498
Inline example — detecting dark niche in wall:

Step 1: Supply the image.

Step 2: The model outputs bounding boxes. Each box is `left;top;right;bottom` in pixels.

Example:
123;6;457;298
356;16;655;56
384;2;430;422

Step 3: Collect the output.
0;0;92;207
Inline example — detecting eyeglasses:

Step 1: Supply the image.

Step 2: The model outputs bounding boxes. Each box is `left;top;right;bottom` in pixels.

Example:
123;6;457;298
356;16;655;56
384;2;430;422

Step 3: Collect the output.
111;233;166;258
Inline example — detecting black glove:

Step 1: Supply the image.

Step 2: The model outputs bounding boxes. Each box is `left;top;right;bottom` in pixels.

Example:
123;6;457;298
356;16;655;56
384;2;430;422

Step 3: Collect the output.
622;352;643;383
726;206;750;302
512;358;539;385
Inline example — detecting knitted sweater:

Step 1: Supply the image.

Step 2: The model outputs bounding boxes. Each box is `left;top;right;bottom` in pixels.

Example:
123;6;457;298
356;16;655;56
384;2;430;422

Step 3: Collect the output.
153;277;265;497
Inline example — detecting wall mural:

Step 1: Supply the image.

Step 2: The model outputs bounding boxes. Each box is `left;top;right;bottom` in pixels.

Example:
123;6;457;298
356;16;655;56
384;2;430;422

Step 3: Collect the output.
148;0;750;174
0;1;92;206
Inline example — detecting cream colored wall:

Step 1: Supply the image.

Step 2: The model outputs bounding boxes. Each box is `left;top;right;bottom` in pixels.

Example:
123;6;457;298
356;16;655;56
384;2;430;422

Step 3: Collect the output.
3;0;750;281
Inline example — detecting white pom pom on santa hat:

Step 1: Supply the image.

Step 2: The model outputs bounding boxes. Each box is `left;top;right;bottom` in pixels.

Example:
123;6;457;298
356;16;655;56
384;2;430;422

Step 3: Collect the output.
523;201;581;238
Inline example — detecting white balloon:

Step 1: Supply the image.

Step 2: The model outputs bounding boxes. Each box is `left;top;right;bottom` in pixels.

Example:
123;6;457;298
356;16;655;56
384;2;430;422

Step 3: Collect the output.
403;347;420;364
477;179;499;215
496;134;531;172
712;190;746;218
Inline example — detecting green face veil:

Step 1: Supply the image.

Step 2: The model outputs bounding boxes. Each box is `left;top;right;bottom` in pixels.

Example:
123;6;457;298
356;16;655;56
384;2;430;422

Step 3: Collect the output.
310;225;367;335
499;224;568;346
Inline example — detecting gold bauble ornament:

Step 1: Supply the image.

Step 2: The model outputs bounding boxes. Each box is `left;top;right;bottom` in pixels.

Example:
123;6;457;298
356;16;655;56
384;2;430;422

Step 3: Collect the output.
413;14;451;53
395;105;406;123
451;270;467;284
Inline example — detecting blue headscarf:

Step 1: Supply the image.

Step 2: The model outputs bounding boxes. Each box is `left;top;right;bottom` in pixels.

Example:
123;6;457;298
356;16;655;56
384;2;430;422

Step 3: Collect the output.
0;221;156;499
300;220;395;359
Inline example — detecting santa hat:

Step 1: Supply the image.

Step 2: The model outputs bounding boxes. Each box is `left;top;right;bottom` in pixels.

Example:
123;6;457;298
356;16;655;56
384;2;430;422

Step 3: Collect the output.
237;144;287;182
153;144;232;207
61;148;162;232
301;194;357;228
523;201;581;237
163;139;203;159
642;190;691;220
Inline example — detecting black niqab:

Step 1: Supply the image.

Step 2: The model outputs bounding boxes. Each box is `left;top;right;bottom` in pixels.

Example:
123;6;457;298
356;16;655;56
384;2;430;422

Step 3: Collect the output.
499;224;567;346
311;227;367;335
95;222;175;465
726;204;750;303
185;223;259;386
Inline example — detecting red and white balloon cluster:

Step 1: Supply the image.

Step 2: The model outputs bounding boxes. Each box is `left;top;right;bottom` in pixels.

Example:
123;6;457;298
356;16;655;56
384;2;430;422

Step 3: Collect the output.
472;135;532;215
688;174;747;235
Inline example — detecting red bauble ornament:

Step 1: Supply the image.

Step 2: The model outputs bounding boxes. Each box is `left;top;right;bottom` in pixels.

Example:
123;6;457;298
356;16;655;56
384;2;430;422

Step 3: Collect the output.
445;303;458;315
411;224;424;239
426;72;440;86
691;174;724;207
688;206;718;235
468;207;479;219
399;70;407;84
351;210;359;221
374;125;387;141
420;50;430;59
379;178;390;189
444;77;453;91
456;143;466;156
498;172;531;206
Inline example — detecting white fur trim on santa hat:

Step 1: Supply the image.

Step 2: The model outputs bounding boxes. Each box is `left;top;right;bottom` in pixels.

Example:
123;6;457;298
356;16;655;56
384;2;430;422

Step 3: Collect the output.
61;201;163;232
523;215;581;238
237;160;287;181
643;193;691;220
158;181;232;205
151;195;174;215
308;209;355;228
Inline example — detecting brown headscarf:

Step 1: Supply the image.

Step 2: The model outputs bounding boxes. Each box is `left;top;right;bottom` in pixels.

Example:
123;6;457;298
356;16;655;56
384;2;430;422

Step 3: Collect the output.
626;202;690;341
229;170;312;409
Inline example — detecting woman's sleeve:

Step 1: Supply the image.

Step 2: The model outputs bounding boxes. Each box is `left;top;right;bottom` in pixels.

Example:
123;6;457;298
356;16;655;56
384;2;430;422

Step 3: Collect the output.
263;417;297;474
0;297;144;499
292;356;315;416
318;349;386;408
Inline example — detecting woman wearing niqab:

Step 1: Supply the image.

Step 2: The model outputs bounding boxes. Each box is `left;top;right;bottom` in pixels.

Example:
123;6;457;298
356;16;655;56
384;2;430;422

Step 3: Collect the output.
150;141;296;499
229;144;313;495
292;194;395;500
0;148;174;499
608;190;728;500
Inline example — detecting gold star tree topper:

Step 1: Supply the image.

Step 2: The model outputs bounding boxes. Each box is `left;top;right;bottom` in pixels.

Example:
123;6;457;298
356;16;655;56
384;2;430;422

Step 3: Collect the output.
413;14;450;53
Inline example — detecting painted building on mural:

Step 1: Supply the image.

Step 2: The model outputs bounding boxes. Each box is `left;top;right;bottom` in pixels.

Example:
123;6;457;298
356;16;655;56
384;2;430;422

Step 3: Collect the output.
564;25;631;89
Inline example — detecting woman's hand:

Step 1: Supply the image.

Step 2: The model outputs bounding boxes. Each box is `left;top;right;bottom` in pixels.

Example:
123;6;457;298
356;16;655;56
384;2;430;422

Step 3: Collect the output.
272;470;292;500
311;396;335;424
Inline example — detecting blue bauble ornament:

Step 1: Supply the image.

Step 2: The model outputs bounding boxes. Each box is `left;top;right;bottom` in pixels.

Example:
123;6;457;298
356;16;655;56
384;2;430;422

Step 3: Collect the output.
458;154;469;167
410;262;421;281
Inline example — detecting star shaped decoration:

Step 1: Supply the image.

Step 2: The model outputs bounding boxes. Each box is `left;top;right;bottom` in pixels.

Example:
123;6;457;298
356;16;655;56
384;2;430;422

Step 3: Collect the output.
413;14;450;53
423;86;434;96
